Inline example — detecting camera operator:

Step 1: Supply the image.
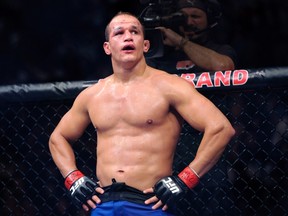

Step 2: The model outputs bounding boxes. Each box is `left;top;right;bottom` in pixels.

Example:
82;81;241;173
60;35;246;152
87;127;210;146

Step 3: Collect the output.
146;0;237;74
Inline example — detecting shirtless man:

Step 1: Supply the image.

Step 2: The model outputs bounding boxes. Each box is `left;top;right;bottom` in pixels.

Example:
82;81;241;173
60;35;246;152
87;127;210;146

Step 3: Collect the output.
49;12;235;216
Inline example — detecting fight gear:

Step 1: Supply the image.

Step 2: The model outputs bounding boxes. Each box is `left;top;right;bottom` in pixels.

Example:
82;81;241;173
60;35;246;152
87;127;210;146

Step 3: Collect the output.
99;179;154;204
64;170;99;207
91;201;175;216
154;167;200;206
92;178;175;215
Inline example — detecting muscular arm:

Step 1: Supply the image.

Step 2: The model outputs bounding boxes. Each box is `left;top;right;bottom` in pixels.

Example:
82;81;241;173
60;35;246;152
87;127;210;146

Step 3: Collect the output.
144;73;235;210
49;91;91;177
169;76;235;177
158;27;235;71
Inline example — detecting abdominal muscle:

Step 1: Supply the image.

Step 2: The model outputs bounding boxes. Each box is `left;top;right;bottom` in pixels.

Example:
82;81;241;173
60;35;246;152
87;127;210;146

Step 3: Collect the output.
96;130;178;191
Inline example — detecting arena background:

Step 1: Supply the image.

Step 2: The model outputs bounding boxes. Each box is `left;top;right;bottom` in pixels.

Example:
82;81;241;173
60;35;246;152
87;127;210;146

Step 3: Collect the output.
1;0;288;85
1;0;288;216
1;68;287;216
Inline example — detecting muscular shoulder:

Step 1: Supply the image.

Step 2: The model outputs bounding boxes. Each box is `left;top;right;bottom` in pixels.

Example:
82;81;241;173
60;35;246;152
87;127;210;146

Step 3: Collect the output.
149;67;197;101
73;77;111;106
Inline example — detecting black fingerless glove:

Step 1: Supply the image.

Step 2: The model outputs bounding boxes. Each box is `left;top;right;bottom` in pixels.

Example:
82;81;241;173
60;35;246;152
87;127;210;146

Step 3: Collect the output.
154;167;200;207
64;170;99;207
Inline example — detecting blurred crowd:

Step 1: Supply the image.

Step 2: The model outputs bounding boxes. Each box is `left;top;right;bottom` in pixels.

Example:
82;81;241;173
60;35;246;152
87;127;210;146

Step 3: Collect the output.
0;0;287;85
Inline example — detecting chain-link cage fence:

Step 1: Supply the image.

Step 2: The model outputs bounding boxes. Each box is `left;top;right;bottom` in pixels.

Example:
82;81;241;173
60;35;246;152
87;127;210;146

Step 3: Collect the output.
0;68;287;216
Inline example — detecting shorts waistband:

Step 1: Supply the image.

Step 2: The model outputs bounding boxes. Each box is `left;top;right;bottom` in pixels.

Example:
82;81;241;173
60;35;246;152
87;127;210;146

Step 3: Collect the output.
98;179;154;204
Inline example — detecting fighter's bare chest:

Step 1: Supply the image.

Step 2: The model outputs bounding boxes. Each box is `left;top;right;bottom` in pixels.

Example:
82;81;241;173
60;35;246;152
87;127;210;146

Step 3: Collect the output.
87;90;168;130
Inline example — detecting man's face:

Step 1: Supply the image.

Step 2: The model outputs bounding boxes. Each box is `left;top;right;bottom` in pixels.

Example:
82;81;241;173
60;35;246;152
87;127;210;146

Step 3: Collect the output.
103;14;149;64
179;7;208;40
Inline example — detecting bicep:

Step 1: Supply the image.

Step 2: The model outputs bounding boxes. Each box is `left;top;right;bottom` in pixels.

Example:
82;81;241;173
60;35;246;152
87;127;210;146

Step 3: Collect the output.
54;97;91;142
172;81;227;132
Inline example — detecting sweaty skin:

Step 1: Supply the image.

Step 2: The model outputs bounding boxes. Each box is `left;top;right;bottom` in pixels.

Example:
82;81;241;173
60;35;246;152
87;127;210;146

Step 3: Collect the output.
49;13;235;212
84;70;182;190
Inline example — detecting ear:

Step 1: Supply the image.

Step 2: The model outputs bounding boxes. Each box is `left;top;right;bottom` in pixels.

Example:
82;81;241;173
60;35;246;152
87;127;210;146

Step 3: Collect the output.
143;40;150;53
103;42;111;55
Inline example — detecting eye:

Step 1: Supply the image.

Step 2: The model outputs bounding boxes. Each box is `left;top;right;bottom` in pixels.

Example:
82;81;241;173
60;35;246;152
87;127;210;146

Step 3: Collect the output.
192;13;204;19
115;31;123;36
113;29;124;36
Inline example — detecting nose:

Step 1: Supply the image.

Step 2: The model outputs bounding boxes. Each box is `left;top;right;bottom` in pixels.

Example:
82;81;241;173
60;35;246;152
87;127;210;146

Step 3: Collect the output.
124;30;133;41
186;16;196;26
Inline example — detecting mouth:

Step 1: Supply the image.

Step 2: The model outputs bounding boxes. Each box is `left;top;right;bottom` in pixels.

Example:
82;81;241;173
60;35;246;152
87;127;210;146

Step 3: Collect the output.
122;44;135;52
183;26;200;34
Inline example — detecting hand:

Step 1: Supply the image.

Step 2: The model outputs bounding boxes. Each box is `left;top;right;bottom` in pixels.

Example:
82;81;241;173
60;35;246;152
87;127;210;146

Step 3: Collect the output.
64;170;104;211
143;176;186;211
144;187;169;211
144;167;200;210
156;27;183;48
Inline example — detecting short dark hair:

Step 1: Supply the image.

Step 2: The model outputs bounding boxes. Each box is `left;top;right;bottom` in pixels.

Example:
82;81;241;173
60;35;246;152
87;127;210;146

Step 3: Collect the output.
104;11;145;41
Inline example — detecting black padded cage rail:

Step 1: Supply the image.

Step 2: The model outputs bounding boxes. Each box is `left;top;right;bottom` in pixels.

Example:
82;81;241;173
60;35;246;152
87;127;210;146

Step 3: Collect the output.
0;67;287;216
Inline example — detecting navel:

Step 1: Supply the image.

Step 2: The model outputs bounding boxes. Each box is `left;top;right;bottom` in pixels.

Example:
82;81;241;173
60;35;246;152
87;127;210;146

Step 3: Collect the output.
146;119;153;124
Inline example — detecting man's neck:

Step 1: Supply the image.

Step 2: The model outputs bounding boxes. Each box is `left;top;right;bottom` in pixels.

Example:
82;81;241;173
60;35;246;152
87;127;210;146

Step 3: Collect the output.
112;59;148;83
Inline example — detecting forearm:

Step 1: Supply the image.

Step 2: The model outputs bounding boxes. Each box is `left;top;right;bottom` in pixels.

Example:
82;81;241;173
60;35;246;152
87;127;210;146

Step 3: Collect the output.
188;123;235;177
181;40;235;71
49;134;78;177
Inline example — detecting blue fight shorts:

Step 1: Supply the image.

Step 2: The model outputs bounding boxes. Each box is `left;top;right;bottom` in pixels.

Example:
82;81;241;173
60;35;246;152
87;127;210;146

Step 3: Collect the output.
90;179;175;216
90;201;175;216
